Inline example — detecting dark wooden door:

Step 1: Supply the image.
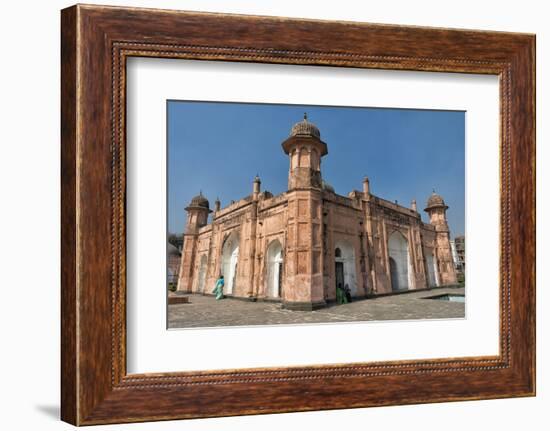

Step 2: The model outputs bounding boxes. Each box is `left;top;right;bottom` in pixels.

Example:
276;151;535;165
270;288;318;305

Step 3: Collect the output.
335;262;344;290
278;262;283;297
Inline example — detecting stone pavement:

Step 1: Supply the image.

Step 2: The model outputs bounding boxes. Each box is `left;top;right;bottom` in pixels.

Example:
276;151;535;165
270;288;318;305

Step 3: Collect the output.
168;286;465;329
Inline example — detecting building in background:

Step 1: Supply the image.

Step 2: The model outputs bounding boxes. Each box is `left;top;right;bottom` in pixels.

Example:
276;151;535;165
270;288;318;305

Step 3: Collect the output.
167;243;181;288
168;233;184;252
451;240;458;267
454;235;465;275
177;115;458;310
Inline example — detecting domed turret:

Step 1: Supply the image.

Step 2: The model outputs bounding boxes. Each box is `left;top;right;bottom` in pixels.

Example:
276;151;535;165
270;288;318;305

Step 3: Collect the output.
424;190;450;232
184;192;211;234
282;113;327;157
424;190;449;212
281;113;328;190
185;191;210;211
423;190;458;286
290;113;321;139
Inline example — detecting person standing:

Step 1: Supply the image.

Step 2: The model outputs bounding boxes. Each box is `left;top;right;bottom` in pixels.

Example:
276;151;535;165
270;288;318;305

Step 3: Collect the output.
212;275;225;300
336;283;348;305
344;283;352;303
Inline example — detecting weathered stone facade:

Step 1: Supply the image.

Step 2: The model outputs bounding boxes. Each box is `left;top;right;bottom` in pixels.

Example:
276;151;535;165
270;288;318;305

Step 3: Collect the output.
177;115;458;310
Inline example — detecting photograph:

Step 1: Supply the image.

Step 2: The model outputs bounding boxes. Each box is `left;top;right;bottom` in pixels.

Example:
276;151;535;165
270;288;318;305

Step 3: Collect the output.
167;101;466;329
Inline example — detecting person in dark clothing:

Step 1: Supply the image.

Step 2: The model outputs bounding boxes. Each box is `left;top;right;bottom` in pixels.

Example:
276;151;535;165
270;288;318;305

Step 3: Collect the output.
336;283;348;304
344;284;352;303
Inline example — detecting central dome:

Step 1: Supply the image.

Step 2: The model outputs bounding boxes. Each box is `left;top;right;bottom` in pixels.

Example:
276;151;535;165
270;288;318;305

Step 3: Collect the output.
290;113;321;139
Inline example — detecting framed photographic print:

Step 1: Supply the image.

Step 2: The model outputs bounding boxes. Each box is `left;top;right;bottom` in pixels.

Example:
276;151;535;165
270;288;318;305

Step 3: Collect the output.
61;4;535;425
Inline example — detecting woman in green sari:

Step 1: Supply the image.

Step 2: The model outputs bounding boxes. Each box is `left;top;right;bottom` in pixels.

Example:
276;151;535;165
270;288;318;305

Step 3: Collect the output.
212;275;225;300
336;283;348;305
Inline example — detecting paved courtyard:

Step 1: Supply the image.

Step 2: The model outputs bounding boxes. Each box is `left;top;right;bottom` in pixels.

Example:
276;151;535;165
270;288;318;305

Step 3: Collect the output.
168;286;465;329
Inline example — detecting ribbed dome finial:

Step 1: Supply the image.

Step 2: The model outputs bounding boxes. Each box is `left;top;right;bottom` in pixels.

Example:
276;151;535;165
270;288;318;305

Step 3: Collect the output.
290;113;321;139
187;192;210;210
424;190;448;212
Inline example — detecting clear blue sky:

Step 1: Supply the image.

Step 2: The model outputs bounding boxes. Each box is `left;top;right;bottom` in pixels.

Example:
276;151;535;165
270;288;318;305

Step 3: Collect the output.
168;101;465;238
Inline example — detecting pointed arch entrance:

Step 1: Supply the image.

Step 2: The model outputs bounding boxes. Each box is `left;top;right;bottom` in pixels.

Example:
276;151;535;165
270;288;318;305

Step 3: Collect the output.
266;240;283;298
388;231;411;291
221;232;239;295
334;240;357;297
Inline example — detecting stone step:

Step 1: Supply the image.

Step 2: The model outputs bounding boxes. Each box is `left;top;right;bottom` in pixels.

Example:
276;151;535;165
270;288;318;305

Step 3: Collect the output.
168;292;190;304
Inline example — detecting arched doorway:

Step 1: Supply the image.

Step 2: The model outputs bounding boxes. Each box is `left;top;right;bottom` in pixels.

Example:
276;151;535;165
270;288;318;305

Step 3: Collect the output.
221;232;239;295
425;251;439;287
197;254;207;293
388;231;411;291
266;240;283;298
334;240;357;296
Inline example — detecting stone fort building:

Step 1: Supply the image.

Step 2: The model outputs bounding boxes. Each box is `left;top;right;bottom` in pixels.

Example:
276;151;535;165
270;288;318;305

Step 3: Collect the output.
176;115;457;310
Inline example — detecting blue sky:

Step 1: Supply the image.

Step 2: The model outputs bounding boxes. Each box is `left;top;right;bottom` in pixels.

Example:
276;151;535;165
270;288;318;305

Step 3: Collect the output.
168;101;465;238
